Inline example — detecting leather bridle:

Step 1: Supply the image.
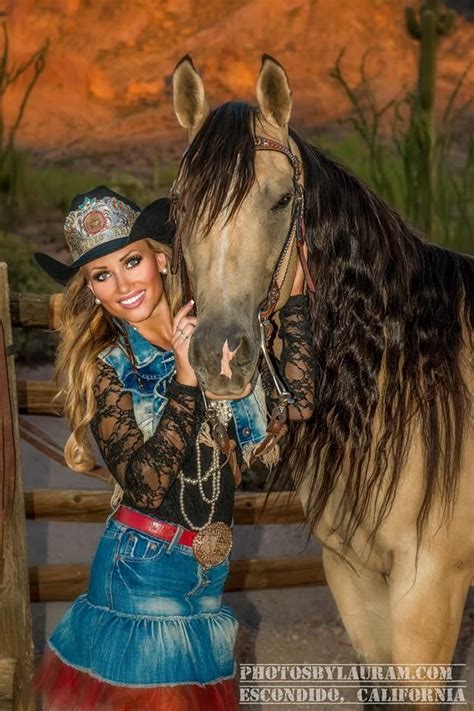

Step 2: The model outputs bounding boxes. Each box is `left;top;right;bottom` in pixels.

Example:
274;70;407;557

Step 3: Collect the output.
249;135;315;463
171;134;314;313
253;135;315;319
170;134;315;469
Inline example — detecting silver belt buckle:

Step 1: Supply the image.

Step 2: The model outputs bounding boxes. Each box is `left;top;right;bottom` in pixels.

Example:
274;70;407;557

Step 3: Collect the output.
192;522;233;568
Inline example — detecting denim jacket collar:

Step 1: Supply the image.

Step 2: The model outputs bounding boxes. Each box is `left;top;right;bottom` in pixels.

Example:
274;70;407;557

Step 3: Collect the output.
115;319;173;368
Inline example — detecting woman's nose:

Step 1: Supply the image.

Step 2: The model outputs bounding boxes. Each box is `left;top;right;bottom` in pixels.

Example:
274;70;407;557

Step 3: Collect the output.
115;272;133;294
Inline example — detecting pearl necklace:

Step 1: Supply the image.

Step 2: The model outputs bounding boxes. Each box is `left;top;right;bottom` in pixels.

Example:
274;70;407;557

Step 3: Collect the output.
178;400;233;531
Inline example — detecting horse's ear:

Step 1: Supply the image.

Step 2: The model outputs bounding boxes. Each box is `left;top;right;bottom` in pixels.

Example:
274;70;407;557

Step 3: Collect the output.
172;55;210;138
256;54;292;128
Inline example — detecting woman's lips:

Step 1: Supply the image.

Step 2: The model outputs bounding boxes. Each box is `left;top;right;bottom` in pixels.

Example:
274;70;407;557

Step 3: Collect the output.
118;290;146;309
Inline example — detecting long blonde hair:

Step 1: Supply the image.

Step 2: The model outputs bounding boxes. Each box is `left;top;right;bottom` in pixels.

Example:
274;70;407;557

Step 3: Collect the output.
56;240;182;472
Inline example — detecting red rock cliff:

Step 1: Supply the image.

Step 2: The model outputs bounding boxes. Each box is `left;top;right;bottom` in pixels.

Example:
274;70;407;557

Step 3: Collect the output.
4;0;474;163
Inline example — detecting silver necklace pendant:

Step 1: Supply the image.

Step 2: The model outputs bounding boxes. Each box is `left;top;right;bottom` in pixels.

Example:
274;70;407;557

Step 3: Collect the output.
207;399;233;426
178;399;233;531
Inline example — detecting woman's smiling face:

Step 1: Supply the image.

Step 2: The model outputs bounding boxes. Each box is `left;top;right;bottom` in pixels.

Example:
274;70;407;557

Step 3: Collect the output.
84;239;167;323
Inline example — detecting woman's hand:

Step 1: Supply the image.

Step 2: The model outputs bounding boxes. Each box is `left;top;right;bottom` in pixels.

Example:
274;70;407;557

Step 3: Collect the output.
290;243;308;296
172;300;198;387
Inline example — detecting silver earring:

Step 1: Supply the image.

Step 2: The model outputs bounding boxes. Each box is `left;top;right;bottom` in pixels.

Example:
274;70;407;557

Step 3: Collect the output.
95;297;100;305
160;267;168;275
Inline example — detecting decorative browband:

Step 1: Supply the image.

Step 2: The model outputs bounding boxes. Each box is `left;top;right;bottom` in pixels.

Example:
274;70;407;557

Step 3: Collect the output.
254;135;303;182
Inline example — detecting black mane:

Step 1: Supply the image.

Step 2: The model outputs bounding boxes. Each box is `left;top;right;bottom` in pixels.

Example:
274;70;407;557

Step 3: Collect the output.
173;102;257;238
175;101;473;543
285;128;473;542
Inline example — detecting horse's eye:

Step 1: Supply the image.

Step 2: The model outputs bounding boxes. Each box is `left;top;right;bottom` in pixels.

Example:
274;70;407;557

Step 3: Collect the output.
271;193;293;211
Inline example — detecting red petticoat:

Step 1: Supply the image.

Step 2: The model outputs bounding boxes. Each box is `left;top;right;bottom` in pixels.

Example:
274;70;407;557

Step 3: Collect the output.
35;647;240;711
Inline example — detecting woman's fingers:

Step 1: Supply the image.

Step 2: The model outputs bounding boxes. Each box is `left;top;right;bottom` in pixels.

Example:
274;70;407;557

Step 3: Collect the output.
174;317;196;345
172;300;194;332
172;324;194;342
172;302;198;343
171;301;199;386
172;321;197;354
173;300;197;352
175;317;197;333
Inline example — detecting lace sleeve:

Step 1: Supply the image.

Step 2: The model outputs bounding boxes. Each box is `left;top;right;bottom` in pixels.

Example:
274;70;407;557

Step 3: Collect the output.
262;294;316;420
90;359;204;509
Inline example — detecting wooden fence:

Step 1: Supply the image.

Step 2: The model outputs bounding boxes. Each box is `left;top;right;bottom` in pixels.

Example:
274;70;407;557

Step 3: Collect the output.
0;265;325;708
0;266;35;711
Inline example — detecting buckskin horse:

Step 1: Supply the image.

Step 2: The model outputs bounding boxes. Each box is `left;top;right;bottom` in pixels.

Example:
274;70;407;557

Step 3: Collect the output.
170;54;473;709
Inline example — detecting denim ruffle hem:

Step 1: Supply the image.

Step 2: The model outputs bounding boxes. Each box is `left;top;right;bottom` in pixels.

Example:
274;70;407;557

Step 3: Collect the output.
35;515;239;711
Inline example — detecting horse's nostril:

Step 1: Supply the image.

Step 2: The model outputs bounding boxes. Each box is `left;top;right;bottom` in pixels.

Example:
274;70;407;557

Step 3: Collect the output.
226;333;242;352
235;334;253;364
235;350;252;369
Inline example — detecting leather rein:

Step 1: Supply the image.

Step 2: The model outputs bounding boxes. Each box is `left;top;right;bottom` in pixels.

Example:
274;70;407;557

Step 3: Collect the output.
171;135;315;471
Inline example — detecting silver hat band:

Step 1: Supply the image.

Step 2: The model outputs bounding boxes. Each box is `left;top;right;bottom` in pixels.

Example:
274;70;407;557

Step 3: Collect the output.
64;195;139;261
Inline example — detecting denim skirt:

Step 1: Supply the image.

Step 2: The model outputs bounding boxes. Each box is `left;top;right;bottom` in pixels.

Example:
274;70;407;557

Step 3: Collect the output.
35;514;239;710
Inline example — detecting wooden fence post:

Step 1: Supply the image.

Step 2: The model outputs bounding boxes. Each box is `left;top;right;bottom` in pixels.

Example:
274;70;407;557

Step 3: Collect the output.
0;264;34;710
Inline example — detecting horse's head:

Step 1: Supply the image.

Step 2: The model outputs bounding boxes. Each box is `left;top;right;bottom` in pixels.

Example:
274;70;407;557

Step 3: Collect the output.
171;55;302;397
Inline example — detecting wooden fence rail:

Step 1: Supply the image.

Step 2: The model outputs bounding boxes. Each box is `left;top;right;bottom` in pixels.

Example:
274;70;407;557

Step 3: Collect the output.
1;269;35;710
10;292;62;329
29;556;326;603
24;489;321;600
24;490;305;525
17;380;60;415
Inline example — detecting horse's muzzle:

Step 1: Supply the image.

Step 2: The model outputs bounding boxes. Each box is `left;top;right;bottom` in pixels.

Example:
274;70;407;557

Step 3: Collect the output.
189;324;259;396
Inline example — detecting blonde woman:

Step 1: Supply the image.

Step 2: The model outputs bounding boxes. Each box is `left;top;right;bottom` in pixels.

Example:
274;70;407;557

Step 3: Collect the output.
33;186;315;710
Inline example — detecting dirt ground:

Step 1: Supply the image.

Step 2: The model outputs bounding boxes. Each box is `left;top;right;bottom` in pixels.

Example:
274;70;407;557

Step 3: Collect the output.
19;366;473;711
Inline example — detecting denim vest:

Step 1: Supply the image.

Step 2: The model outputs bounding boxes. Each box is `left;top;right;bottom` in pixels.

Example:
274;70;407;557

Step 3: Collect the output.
98;322;268;449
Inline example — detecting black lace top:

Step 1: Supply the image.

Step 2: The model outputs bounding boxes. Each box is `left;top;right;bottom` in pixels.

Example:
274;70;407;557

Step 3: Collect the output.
90;294;315;527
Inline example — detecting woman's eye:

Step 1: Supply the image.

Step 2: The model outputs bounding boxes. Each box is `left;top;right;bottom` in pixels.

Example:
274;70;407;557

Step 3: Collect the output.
272;193;293;211
126;255;142;268
93;271;110;282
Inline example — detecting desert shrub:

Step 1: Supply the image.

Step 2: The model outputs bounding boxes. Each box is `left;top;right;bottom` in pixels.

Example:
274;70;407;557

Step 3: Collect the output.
0;22;48;223
328;49;473;254
0;231;58;364
23;163;108;214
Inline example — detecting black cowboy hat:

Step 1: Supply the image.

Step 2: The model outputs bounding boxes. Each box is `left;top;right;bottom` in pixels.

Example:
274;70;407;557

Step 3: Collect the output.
34;186;175;285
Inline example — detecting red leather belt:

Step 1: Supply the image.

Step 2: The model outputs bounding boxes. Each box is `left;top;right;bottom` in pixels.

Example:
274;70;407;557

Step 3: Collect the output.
113;506;197;547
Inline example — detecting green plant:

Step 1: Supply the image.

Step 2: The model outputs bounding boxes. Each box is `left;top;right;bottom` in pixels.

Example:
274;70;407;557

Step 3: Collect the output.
404;0;456;235
0;231;55;293
0;22;48;221
152;157;179;193
330;48;473;253
24;163;108;213
330;49;401;208
0;230;58;363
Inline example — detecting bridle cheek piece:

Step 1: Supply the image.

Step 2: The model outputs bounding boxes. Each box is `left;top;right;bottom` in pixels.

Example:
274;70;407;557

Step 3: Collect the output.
249;135;315;465
254;135;315;320
170;135;315;468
